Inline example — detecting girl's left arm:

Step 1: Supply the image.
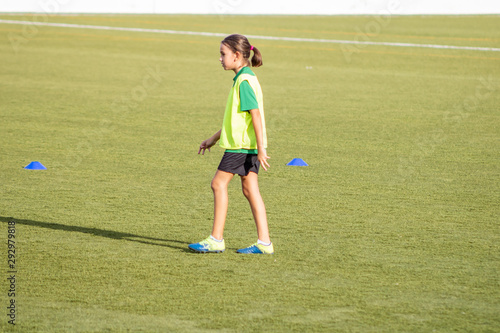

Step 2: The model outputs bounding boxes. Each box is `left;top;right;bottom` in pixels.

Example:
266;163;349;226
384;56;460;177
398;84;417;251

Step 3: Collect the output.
249;109;270;171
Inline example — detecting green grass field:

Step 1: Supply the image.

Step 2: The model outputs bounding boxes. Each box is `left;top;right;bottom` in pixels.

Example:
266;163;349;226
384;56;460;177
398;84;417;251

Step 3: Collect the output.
1;14;499;332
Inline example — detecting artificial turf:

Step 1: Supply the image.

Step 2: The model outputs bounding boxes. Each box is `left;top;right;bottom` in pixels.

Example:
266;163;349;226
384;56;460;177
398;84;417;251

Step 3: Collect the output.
0;14;499;332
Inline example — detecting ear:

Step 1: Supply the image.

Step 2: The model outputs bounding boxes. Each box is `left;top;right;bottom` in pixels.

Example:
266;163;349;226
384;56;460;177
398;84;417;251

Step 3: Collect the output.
234;51;241;62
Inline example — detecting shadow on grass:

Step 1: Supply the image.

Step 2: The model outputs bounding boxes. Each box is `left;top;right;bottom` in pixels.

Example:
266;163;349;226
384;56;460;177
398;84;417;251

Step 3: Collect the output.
0;216;192;253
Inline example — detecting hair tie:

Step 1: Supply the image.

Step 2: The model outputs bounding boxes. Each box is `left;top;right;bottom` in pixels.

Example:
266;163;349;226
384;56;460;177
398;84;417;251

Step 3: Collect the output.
250;45;254;51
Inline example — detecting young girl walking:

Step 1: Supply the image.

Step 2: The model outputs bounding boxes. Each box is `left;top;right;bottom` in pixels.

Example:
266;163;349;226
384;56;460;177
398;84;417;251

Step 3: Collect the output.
188;34;273;254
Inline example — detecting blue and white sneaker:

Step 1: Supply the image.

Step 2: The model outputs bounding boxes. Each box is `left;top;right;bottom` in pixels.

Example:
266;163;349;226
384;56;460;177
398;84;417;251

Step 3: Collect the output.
236;242;274;254
188;236;225;253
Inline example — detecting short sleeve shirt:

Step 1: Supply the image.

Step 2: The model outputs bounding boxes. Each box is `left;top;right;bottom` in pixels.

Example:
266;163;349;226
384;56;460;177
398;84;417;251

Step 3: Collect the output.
240;81;259;111
234;67;259;111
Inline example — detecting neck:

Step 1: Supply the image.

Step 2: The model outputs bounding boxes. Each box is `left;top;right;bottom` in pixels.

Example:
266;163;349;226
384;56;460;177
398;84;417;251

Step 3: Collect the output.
233;64;246;75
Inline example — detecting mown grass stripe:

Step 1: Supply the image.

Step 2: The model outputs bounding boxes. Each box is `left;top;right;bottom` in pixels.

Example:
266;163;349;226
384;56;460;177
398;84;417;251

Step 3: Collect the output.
1;19;500;52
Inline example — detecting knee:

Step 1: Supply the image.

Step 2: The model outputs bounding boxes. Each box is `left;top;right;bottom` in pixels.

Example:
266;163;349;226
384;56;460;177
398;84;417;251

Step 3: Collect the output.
242;182;258;200
211;178;225;193
242;185;251;199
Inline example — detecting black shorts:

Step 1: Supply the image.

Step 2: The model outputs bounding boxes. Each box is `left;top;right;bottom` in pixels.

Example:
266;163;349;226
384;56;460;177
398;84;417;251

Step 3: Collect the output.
217;152;260;176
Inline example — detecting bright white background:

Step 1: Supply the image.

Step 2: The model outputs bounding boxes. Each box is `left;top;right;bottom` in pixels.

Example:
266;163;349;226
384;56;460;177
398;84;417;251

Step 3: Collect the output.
1;0;500;15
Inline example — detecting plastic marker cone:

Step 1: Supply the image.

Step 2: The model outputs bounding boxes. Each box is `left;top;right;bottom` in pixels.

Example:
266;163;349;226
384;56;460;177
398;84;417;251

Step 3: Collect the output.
286;158;308;166
24;161;47;170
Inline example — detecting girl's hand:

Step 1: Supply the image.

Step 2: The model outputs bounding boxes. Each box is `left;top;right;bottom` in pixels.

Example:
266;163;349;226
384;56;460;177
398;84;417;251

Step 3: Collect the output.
198;130;222;155
258;149;271;171
198;138;215;155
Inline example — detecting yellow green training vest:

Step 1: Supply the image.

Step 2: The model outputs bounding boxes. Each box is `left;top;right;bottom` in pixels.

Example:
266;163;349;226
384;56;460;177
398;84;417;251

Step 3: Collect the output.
219;72;267;150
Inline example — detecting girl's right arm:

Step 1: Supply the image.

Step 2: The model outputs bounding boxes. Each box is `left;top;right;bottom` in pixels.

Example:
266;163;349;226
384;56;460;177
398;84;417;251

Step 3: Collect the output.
198;129;221;155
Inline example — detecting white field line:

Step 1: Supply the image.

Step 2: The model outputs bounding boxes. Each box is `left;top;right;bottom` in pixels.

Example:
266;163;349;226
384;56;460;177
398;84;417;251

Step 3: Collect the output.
1;19;500;52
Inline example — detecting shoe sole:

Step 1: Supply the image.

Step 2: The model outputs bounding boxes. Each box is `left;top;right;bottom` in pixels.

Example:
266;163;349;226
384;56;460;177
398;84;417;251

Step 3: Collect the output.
188;248;225;253
236;251;274;254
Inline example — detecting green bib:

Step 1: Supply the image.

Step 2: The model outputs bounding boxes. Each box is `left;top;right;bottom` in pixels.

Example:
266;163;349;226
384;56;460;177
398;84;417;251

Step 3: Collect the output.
219;72;267;150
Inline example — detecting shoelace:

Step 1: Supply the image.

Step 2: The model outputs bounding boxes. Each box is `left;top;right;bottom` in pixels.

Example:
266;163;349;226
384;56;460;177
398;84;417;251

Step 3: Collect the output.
201;238;222;250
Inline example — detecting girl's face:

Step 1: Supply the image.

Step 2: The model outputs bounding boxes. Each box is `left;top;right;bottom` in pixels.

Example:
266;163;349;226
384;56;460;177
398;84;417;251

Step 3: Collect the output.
219;43;241;71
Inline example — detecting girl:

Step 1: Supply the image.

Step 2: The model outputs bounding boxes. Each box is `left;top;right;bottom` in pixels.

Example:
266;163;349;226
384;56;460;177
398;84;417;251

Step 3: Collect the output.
188;34;273;254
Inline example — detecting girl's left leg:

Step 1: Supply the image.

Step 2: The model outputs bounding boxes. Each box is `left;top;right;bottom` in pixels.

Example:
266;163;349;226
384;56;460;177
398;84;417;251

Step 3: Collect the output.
188;170;233;253
241;172;271;244
211;170;234;240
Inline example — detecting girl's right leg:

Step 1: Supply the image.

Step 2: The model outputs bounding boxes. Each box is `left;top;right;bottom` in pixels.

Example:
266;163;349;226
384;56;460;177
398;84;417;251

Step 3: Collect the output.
240;172;270;244
236;171;274;254
210;170;234;240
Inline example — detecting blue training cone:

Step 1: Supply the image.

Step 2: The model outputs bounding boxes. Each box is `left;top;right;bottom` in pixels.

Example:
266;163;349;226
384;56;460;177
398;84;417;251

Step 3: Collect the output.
286;158;308;166
24;161;47;170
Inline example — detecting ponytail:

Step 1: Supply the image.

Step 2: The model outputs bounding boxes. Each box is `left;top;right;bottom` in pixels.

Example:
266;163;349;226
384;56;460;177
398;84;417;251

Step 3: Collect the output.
250;46;263;67
222;34;263;68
